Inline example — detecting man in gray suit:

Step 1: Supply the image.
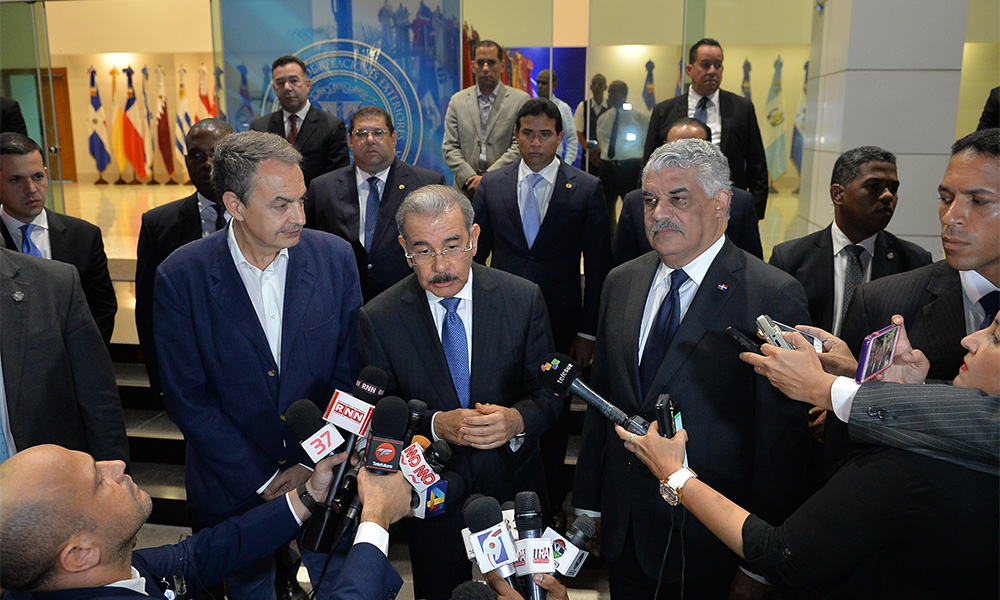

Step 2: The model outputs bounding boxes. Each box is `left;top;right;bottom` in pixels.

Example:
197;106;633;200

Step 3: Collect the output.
442;40;529;199
0;248;128;464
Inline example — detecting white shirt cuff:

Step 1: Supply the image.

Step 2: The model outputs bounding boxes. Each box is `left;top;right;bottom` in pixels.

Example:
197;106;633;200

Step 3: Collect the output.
430;411;443;442
574;508;601;518
285;493;304;526
256;470;280;495
739;566;770;585
355;521;390;556
576;332;596;342
508;433;525;452
830;376;861;423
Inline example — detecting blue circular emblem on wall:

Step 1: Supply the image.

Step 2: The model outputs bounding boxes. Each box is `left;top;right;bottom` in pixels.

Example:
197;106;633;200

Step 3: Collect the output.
260;39;423;163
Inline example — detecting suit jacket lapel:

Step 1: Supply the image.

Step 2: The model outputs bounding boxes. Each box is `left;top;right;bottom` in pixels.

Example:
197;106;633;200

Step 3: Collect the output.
718;92;733;154
920;265;965;361
622;253;660;409
499;165;524;246
268;111;285;136
485;83;507;140
469;264;499;402
338;169;361;243
814;226;835;327
871;230;896;278
0;221;16;252
280;246;316;374
45;210;70;262
0;254;26;418
643;241;740;409
374;161;404;248
537;164;572;240
294;106;320;150
178;193;203;243
399;277;461;408
208;234;276;369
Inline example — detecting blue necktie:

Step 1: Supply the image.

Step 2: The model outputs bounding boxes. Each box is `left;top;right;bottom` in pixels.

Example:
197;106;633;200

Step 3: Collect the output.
364;176;380;254
440;297;471;409
522;173;543;248
19;223;43;257
640;269;690;395
693;96;709;123
979;290;999;330
0;425;8;463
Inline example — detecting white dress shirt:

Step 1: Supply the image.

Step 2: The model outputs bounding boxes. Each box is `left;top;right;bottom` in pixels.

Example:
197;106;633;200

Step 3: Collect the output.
283;100;311;139
355;165;391;246
197;192;231;238
595;106;649;161
688;88;722;146
960;269;1000;334
517;157;560;223
227;224;289;370
830;221;876;336
1;206;51;258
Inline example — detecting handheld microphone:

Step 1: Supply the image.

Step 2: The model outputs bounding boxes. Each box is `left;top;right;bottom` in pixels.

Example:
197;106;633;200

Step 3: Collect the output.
539;353;650;435
514;492;551;600
500;500;517;540
284;399;346;463
364;396;409;473
323;367;387;496
542;514;595;577
461;495;486;560
403;399;428;445
465;496;524;597
413;470;464;519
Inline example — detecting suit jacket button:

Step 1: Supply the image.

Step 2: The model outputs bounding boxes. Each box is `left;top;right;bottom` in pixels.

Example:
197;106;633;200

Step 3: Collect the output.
867;406;879;417
278;458;287;465
877;408;888;419
268;369;277;377
782;547;792;558
367;263;373;270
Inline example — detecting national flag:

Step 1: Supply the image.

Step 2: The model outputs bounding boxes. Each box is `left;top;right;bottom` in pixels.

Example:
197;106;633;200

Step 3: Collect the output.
236;64;254;130
214;66;227;122
197;63;216;119
155;66;175;178
109;66;128;177
86;67;112;174
741;58;752;100
674;59;683;97
175;65;193;172
121;66;148;179
642;60;655;110
763;56;787;181
141;66;156;178
791;61;809;174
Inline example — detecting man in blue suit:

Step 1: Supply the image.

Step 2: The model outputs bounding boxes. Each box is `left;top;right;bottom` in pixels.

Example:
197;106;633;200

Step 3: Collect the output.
0;444;407;600
154;131;362;599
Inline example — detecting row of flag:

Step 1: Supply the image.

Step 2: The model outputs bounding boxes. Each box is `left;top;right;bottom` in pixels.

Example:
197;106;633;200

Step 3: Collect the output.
87;64;222;182
641;57;810;182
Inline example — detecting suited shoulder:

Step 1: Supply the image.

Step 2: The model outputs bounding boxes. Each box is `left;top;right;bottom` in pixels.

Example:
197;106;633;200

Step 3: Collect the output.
479;163;517;187
651;94;685;114
559;161;599;185
719;89;755;109
309;164;353;189
248;112;274;131
882;230;933;264
46;209;101;235
310;104;344;126
141;194;195;222
398;161;447;184
2;247;77;284
447;86;476;104
857;259;955;298
770;229;825;266
296;227;354;257
505;85;531;103
476;262;540;297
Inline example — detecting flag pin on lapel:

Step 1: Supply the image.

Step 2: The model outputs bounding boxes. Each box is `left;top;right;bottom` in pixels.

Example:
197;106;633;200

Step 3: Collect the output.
717;284;728;291
399;184;406;190
565;183;572;189
12;290;24;302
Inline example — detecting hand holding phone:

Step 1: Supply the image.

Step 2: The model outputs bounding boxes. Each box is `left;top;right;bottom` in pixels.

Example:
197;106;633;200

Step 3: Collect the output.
727;326;762;354
756;315;795;350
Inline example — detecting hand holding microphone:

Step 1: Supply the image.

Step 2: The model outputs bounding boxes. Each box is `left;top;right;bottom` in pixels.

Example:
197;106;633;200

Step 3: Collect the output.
356;465;414;530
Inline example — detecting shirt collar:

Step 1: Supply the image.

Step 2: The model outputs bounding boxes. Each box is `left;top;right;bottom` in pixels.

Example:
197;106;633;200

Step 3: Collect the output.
355;164;392;188
0;205;47;232
518;156;560;184
960;268;1000;305
592;97;608;110
425;266;475;306
227;218;289;273
476;83;499;102
105;566;147;595
689;87;720;107
830;221;877;257
654;233;726;289
283;100;311;123
197;192;216;213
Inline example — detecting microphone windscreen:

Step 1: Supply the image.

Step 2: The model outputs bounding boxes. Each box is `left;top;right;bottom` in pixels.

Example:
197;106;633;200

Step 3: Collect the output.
514;490;541;515
408;398;428;416
464;495;503;532
537;353;581;395
427;439;452;464
370;396;409;439
463;494;485;513
284;399;324;441
449;581;495;600
500;501;515;512
354;366;388;404
411;435;431;449
442;472;466;504
567;514;596;546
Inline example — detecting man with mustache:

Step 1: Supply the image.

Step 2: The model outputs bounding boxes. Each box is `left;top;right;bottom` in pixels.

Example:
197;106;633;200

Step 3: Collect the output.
250;56;349;186
359;185;556;599
153;131;362;600
573;139;810;599
644;39;769;219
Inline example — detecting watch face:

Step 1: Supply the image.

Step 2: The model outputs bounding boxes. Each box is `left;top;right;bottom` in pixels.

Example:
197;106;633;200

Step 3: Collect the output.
659;481;679;505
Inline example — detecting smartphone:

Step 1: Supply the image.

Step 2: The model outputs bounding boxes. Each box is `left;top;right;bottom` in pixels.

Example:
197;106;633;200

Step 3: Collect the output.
773;320;824;353
756;315;795;350
727;326;763;354
655;394;674;437
856;323;901;383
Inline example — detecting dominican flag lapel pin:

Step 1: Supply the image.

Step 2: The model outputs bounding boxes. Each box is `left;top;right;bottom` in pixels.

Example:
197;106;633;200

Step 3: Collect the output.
717;283;729;291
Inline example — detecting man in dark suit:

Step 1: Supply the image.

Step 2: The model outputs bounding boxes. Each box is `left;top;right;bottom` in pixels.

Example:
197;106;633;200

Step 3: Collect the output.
573;139;810;599
644;39;769;218
250;55;349;186
0;444;408;600
154;131;362;599
0;96;28;135
306;105;444;302
978;86;999;131
770;146;932;336
0;249;128;464
135;118;234;399
359;185;557;599
0;132;117;344
614;118;762;264
472;98;611;516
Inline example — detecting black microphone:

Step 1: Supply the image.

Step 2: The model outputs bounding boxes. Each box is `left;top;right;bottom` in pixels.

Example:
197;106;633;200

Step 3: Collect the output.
464;496;524;597
283;399;329;452
515;491;546;600
546;514;596;577
566;514;596;550
403;399;428;446
329;367;388;492
538;353;650;435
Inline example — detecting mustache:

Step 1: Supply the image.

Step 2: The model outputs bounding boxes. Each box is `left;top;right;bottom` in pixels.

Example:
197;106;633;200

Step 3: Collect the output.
428;272;459;285
650;220;683;234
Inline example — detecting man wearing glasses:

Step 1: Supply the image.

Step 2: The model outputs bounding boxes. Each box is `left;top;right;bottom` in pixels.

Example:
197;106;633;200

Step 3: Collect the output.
306;106;444;302
359;185;557;600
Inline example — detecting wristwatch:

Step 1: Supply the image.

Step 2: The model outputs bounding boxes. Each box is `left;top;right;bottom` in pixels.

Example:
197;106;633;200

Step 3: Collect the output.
296;483;318;513
659;467;697;506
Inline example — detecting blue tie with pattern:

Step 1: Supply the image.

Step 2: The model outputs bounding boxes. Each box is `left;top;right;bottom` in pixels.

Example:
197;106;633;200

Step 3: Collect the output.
0;425;8;462
20;223;43;257
979;290;999;330
694;96;709;123
440;297;471;409
364;176;380;253
522;173;543;248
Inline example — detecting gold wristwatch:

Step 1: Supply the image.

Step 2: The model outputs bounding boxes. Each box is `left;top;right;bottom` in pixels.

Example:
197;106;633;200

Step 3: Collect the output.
659;467;697;506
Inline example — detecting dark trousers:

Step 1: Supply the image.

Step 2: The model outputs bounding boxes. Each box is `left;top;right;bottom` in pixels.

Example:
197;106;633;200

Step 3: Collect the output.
601;158;643;236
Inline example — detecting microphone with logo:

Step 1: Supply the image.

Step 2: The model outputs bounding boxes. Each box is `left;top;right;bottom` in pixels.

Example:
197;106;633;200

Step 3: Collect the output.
323;366;387;491
513;491;552;600
464;496;524;597
538;353;650;435
542;514;596;577
400;436;461;519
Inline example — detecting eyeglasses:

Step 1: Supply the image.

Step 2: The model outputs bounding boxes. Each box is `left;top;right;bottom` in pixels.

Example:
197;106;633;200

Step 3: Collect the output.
351;128;390;139
405;243;474;265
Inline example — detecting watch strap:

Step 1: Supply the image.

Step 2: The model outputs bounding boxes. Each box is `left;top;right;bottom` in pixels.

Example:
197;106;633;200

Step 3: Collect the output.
296;483;318;513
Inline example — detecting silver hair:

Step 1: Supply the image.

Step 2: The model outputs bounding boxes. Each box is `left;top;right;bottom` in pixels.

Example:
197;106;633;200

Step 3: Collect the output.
395;184;475;241
641;138;732;200
212;131;302;205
